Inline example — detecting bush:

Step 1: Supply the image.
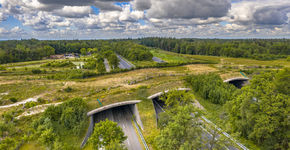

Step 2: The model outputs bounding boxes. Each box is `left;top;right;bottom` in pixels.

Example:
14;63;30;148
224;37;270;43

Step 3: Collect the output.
25;101;37;108
63;87;73;92
9;97;17;103
0;65;6;71
31;69;42;74
42;61;75;68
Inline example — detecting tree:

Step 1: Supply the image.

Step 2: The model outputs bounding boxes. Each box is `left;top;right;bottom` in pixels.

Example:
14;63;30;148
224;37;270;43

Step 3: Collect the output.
39;128;56;149
274;68;290;95
96;56;106;73
155;105;203;150
108;53;119;69
43;45;55;57
104;141;128;150
226;70;289;149
89;119;127;150
160;90;193;108
80;48;88;55
185;73;237;104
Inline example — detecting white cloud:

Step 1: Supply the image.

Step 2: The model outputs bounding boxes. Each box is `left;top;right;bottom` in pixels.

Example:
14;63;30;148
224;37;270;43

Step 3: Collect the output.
53;6;93;18
0;0;290;39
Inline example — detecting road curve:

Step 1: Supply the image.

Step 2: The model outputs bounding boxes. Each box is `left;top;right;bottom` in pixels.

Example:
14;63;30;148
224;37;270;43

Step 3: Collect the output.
117;54;135;69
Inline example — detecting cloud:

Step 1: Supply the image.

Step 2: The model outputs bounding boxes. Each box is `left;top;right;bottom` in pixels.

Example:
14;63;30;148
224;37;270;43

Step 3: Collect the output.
228;0;290;26
1;0;290;39
53;6;93;18
37;0;131;11
146;0;231;19
74;5;144;30
0;11;8;22
253;6;290;25
132;0;151;10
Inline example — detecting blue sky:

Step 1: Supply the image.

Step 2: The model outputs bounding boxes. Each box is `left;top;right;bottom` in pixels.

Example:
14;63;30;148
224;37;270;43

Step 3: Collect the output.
0;0;289;39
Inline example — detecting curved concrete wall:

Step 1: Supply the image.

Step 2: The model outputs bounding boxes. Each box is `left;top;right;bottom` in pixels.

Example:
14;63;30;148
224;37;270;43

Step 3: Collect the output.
147;88;191;99
87;100;141;116
223;77;249;83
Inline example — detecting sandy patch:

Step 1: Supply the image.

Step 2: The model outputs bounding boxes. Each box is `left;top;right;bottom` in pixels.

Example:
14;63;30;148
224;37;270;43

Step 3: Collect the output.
16;102;62;119
185;64;218;74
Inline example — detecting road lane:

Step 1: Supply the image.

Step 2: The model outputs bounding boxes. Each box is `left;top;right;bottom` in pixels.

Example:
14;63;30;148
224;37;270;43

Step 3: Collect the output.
117;54;135;69
104;58;111;72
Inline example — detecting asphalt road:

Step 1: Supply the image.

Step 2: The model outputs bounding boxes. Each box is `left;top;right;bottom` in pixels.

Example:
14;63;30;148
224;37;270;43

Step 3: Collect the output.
117;54;135;69
93;105;142;150
104;58;111;72
152;57;165;63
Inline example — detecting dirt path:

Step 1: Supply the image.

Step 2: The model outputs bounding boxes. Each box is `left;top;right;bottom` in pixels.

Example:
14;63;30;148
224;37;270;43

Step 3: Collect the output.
193;99;205;110
0;96;41;109
16;102;62;119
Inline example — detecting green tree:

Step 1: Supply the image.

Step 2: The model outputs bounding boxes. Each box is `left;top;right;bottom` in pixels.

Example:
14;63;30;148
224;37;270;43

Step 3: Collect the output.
274;68;290;95
108;53;119;69
226;70;289;149
155;105;203;150
43;45;55;57
80;48;88;55
89;119;127;150
39;128;56;149
104;141;128;150
96;56;106;73
160;90;193;108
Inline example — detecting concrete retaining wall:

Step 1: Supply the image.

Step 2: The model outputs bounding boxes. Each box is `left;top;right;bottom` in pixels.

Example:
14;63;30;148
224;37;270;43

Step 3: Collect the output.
130;104;144;130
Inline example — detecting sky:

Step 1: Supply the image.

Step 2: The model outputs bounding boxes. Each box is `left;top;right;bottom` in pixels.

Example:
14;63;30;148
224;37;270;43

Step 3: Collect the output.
0;0;290;40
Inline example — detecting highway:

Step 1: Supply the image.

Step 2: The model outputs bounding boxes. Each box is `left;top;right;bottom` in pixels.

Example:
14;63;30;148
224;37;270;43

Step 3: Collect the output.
93;105;142;150
152;57;165;63
117;54;135;69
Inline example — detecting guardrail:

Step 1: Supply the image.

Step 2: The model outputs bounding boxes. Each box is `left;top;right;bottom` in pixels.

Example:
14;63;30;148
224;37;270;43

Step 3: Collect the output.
133;117;149;150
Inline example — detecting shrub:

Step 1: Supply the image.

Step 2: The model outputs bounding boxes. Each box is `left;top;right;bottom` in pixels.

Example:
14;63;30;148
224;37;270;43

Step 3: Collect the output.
0;65;6;71
9;97;17;103
63;87;73;92
25;101;37;108
31;69;42;74
42;61;75;68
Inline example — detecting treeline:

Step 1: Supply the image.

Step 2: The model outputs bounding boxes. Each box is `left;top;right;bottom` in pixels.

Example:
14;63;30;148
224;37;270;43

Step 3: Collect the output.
0;39;153;64
185;73;237;104
0;39;55;63
112;41;153;61
137;38;290;60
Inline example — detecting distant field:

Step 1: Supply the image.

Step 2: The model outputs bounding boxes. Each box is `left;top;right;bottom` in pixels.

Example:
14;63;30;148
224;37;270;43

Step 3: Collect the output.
151;49;196;63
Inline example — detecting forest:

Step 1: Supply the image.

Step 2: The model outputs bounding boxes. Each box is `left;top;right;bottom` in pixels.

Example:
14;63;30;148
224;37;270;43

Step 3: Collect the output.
1;38;289;64
137;38;290;60
0;39;152;64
